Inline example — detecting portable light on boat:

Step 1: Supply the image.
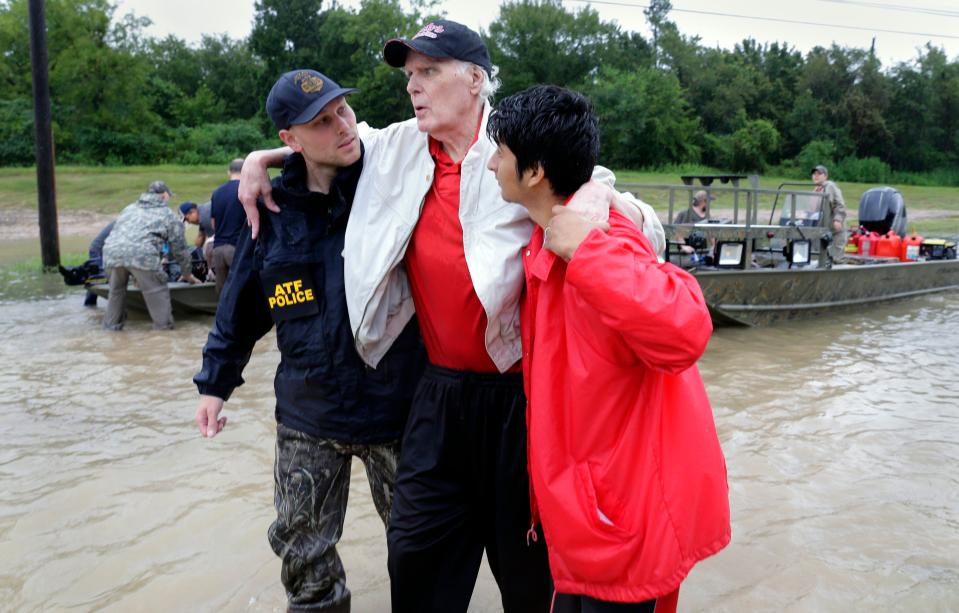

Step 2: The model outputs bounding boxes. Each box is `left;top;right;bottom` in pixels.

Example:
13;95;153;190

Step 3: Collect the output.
788;239;811;266
716;241;745;268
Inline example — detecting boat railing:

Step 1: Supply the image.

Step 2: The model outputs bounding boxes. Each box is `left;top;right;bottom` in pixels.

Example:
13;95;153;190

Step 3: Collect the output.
615;182;831;267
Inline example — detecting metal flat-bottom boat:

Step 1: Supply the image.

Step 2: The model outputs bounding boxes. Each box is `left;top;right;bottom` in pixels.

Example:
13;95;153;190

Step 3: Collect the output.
694;259;959;326
620;177;959;327
89;282;218;315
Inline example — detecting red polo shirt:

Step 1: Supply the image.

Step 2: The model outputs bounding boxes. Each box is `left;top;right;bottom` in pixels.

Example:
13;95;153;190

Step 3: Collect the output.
404;134;503;373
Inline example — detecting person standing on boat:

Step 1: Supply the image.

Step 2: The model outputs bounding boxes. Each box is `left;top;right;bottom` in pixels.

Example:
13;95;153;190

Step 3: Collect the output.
209;159;247;295
486;84;730;613
192;69;425;613
812;164;847;260
101;181;199;330
673;189;712;224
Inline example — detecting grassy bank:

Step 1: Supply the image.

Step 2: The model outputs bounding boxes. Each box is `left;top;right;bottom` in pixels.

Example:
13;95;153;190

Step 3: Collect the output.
0;165;234;213
2;164;959;234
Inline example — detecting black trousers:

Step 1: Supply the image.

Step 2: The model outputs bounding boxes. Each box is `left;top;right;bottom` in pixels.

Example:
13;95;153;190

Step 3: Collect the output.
387;364;552;613
553;594;659;613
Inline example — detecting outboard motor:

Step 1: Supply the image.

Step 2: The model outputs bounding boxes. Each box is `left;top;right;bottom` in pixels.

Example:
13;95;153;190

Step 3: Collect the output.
858;187;907;236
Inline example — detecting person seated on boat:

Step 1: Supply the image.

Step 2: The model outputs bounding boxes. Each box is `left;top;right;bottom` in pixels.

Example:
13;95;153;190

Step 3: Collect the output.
101;180;200;331
82;219;115;306
179;201;214;249
486;84;730;613
672;190;711;253
674;189;712;225
178;201;213;282
674;190;713;254
812;164;847;260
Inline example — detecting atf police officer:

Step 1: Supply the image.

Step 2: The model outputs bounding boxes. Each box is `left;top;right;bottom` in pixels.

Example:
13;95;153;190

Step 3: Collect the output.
192;70;424;613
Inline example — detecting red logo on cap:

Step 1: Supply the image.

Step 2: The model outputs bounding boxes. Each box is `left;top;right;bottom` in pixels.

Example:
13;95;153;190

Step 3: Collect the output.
414;23;445;39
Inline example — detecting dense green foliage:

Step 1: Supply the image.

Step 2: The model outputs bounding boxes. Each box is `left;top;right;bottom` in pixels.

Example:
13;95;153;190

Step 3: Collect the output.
1;0;958;184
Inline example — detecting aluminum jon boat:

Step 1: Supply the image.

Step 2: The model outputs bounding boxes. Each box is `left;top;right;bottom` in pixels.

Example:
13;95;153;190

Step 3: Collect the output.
620;177;959;326
88;281;218;315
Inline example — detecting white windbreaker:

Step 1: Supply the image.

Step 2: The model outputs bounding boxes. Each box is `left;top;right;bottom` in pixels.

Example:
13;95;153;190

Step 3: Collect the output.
344;102;664;372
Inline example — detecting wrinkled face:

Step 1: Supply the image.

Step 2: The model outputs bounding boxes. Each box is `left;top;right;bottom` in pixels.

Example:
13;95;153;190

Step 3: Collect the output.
487;143;527;206
812;169;827;185
404;51;480;135
282;96;360;168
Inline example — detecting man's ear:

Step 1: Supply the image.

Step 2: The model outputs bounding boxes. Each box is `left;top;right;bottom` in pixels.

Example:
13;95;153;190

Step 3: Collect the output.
524;163;546;189
278;129;302;153
468;65;484;95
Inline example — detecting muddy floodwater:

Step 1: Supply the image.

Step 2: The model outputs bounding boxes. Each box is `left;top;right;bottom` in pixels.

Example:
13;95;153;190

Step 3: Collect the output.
1;254;958;612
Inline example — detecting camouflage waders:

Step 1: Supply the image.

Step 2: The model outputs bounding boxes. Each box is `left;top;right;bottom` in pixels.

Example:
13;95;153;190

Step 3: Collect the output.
269;422;398;612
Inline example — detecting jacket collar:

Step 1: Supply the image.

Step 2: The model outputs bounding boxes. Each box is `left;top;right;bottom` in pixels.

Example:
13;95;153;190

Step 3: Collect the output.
528;225;560;282
272;147;364;212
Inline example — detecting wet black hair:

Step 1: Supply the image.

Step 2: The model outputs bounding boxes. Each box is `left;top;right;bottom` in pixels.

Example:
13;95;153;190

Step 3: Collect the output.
487;84;599;198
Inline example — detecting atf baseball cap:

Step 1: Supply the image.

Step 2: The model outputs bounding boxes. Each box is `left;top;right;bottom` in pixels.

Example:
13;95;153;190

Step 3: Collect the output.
147;180;173;195
383;19;492;75
179;201;197;215
811;164;828;175
266;69;358;131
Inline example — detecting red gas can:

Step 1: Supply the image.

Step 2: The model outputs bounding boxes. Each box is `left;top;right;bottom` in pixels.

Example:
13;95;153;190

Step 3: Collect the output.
859;231;880;256
845;232;861;254
875;231;902;259
901;233;924;262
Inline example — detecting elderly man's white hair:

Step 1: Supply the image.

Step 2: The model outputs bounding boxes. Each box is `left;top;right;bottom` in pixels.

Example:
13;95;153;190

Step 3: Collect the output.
453;60;501;102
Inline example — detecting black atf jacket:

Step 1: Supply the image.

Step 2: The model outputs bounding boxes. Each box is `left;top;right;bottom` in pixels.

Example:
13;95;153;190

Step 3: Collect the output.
194;150;425;443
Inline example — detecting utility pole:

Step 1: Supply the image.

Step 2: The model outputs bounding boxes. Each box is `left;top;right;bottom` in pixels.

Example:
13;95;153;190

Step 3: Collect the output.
28;0;60;270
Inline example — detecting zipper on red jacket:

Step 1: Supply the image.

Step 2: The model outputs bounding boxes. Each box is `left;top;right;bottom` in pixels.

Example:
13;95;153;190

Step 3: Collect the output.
526;396;540;546
523;267;541;548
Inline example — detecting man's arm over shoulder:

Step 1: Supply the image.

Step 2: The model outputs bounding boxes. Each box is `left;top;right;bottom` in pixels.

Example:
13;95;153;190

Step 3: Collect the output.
564;212;712;373
577;168;666;257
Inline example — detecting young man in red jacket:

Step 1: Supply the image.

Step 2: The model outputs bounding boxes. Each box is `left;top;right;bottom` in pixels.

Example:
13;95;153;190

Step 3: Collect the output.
486;85;731;612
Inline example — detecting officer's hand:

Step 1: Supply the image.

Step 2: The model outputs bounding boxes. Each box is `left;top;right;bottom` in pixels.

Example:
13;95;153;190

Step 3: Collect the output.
195;395;227;438
544;206;610;262
239;151;280;240
181;273;201;285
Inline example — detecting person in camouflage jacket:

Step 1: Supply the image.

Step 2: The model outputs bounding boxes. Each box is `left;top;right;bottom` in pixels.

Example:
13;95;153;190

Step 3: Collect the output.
102;180;198;330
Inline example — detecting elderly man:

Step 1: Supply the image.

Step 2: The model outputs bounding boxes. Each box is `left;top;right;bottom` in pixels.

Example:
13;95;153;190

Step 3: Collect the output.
239;20;664;613
101;181;198;330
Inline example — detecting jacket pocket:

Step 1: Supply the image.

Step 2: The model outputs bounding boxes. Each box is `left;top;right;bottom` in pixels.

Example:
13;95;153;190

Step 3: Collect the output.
576;462;636;538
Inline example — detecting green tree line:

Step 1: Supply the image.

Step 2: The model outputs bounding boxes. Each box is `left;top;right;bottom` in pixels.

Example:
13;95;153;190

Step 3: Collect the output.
1;0;957;183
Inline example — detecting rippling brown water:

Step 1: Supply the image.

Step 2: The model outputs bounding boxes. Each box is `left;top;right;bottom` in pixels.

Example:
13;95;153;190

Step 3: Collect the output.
1;276;958;611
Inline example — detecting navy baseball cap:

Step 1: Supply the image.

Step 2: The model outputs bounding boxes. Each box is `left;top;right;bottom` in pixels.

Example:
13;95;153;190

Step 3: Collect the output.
179;201;197;215
383;19;492;76
266;69;358;131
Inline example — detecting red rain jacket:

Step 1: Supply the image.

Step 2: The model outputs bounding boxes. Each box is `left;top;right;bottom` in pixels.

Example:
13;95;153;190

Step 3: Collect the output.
520;210;730;603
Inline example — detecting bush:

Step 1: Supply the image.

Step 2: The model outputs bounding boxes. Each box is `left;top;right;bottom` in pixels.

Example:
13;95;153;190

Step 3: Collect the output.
729;119;780;173
833;156;891;183
171;119;274;164
795;139;835;177
0;99;37;165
